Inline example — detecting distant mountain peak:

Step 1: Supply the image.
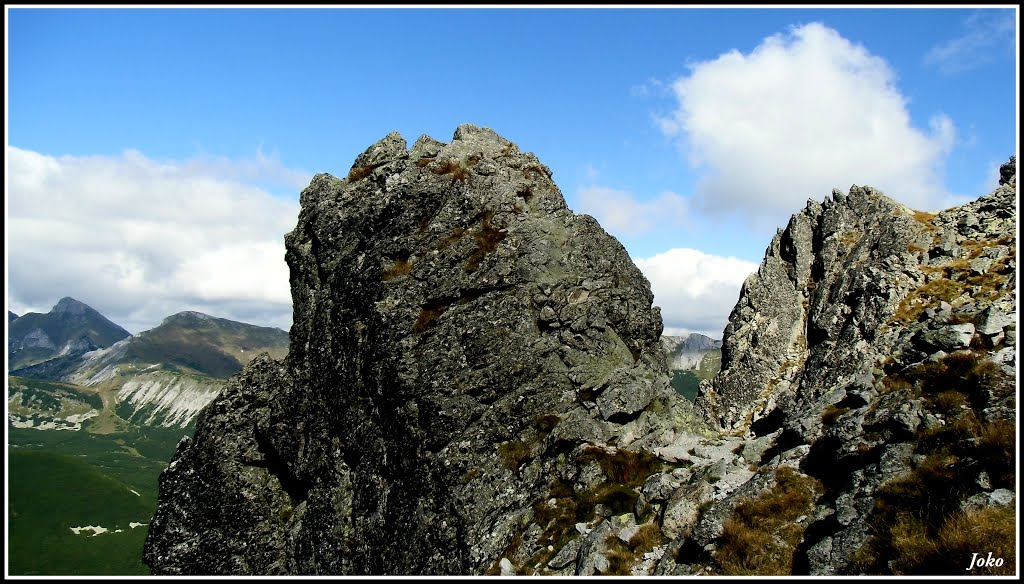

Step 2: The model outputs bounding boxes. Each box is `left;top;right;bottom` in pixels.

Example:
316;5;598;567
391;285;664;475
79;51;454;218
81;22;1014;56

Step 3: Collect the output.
52;296;92;315
8;297;131;371
163;310;215;323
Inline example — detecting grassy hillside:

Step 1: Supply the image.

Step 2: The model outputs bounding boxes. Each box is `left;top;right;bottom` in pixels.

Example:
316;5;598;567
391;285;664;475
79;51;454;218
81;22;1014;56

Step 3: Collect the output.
118;312;289;379
8;425;185;497
7;421;188;575
8;450;156;575
671;370;701;401
8;376;104;412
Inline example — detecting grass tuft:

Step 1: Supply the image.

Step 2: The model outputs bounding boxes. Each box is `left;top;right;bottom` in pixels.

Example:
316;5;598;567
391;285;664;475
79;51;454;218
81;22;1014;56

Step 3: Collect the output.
577;445;663;486
465;211;507;272
433;159;470;182
498;439;533;472
713;466;820;575
382;258;412;281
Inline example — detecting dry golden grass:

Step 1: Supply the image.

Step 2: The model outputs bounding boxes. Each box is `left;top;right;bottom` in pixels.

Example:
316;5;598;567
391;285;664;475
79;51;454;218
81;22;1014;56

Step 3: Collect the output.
433;159;470;182
577;445;664;486
533;413;561;434
602;522;664;575
381;259;412;281
412;299;451;334
465;211;507;272
851;347;1016;575
713;466;820;575
498;439;533;471
930;389;969;414
347;163;383;182
821;404;851;426
840;230;861;248
912;210;937;225
628;522;664;553
936;505;1016;575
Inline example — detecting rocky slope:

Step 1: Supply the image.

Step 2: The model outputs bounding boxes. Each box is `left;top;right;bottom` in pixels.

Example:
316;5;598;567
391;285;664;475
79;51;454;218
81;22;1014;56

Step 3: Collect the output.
661;156;1016;575
143;128;1016;576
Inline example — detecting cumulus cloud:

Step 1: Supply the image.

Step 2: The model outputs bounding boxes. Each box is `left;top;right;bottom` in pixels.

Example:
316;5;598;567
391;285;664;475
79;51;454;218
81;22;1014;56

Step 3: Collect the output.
575;185;689;236
634;248;758;339
925;10;1016;75
658;22;957;229
6;146;307;334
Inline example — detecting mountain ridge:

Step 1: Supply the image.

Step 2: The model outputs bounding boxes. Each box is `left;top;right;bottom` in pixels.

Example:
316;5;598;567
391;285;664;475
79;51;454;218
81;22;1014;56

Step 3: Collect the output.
8;297;131;371
8;302;289;430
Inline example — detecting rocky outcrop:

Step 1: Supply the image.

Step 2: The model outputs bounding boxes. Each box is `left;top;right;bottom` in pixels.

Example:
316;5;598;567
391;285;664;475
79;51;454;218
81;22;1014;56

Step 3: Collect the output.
661;157;1016;575
696;161;1016;435
144;125;705;575
142;127;1016;576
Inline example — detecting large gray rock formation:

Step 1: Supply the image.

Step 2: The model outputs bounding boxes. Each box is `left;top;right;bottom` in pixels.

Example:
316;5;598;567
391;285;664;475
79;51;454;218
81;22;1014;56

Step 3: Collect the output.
143;125;703;575
660;157;1016;575
697;162;1016;436
142;127;1016;576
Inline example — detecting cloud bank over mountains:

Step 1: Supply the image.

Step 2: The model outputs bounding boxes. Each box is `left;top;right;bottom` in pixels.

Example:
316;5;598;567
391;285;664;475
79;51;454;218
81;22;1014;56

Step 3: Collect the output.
7;146;304;334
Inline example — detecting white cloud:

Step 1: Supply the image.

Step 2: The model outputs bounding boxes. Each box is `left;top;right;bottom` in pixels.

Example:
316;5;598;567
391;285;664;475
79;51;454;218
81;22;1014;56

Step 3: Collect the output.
575;185;689;236
6;146;306;334
924;10;1016;75
635;248;758;339
658;22;957;228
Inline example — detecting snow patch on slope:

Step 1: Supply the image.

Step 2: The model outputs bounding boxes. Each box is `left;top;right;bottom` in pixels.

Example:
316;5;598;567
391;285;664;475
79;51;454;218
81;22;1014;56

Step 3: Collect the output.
8;409;99;431
117;372;223;428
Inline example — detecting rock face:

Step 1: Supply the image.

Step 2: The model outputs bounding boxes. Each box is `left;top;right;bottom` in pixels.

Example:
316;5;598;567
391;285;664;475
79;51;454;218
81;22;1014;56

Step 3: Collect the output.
697;165;1016;435
666;157;1016;575
144;125;703;575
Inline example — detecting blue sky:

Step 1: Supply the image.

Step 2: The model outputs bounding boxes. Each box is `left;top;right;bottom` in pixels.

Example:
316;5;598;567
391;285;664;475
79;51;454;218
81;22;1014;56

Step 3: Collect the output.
5;6;1018;338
